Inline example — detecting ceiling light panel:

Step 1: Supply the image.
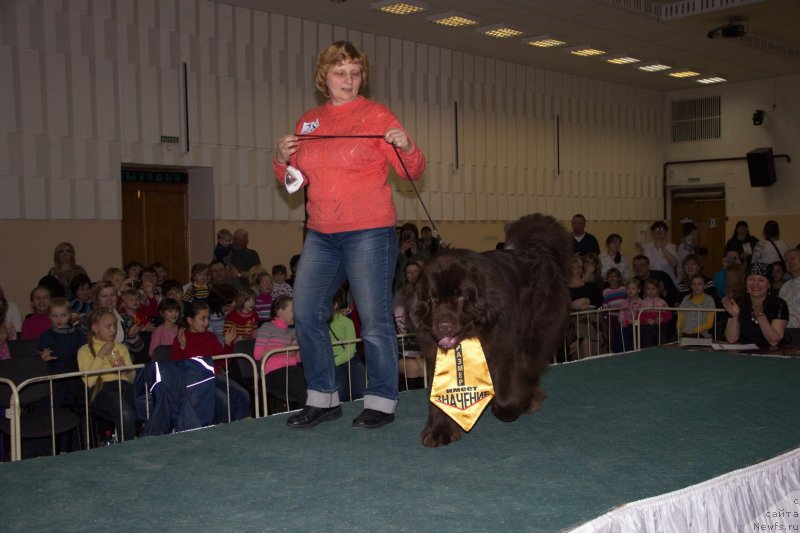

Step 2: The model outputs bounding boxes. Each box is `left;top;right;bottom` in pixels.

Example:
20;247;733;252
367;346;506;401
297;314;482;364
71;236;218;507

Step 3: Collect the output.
637;61;672;72
523;35;567;48
477;24;525;38
565;45;606;57
668;68;701;78
696;75;727;84
428;11;480;27
605;54;641;65
370;1;428;16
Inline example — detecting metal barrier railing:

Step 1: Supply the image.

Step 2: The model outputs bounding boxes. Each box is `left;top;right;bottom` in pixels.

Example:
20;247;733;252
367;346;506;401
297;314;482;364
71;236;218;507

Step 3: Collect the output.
256;334;429;417
2;310;736;461
1;376;22;461
0;353;255;462
558;305;731;360
634;306;729;351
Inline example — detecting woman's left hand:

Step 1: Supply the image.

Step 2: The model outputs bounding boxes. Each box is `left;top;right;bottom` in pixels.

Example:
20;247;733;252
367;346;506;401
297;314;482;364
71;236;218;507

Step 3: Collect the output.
385;128;411;152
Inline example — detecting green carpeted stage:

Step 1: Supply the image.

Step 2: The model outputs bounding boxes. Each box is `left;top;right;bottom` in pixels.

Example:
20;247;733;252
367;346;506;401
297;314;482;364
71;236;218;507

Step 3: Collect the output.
2;348;799;532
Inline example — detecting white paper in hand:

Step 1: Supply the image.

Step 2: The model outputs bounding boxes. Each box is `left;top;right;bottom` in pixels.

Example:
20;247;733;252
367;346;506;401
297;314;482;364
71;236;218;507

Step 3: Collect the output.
284;166;304;194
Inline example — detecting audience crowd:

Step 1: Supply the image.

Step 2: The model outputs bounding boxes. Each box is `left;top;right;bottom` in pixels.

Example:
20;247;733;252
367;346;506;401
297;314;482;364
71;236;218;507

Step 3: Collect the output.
2;217;799;454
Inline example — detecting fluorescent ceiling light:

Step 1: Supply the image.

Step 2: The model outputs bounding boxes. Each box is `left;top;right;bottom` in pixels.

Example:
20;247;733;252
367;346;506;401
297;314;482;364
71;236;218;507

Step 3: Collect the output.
427;11;480;27
565;45;606;57
696;74;727;84
668;68;701;78
523;35;567;48
477;24;525;38
370;1;428;15
637;61;671;72
605;54;641;65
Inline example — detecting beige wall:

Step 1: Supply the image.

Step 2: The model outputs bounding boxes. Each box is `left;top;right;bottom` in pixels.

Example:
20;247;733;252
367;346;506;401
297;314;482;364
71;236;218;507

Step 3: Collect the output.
0;219;122;311
1;0;666;226
665;75;800;219
3;1;799;310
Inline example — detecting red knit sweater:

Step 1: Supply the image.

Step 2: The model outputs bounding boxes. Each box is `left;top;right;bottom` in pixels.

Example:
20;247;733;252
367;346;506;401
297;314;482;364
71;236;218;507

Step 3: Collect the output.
273;96;426;233
170;330;231;374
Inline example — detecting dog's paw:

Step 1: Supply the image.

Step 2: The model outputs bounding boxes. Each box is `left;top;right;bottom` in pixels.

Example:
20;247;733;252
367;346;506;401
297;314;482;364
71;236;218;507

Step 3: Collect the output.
420;425;462;448
527;387;548;413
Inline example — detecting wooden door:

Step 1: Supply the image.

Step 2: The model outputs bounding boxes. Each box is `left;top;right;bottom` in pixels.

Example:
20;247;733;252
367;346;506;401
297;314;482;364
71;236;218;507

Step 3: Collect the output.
121;181;188;282
670;196;726;274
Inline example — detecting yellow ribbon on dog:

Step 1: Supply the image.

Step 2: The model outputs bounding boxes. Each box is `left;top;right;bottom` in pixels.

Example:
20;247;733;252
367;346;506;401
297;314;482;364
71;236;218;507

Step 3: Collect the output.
430;338;494;431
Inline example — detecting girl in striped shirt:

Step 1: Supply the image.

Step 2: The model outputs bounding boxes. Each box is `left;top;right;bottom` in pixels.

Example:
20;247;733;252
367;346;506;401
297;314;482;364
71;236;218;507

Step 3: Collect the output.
224;287;258;342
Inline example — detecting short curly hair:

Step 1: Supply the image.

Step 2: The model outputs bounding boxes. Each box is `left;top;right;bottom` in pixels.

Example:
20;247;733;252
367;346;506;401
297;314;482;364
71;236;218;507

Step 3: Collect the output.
314;41;369;98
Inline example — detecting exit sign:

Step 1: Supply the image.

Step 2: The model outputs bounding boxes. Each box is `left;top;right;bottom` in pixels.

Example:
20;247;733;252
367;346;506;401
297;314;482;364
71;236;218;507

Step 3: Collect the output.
160;135;180;143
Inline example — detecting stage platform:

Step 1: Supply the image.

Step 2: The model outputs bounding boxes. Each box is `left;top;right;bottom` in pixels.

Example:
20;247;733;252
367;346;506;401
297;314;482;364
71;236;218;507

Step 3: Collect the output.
1;348;799;532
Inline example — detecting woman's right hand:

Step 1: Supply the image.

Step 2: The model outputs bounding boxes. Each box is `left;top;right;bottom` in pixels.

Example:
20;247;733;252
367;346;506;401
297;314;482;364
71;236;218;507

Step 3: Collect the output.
276;134;299;164
721;297;739;318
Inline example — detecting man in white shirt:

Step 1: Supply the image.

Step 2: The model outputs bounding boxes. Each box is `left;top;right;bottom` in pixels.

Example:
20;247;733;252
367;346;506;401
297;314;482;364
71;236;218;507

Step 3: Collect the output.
778;248;800;343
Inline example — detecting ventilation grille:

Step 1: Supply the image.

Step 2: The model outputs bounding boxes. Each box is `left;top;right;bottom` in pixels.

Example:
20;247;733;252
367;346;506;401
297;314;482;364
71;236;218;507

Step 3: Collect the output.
671;96;721;142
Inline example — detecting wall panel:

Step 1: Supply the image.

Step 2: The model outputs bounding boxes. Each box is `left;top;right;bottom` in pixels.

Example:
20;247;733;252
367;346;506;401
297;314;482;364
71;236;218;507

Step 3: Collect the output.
3;0;667;227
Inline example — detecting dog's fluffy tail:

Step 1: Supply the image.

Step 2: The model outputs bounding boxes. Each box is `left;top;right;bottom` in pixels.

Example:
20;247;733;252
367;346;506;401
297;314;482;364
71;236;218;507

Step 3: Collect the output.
504;213;572;272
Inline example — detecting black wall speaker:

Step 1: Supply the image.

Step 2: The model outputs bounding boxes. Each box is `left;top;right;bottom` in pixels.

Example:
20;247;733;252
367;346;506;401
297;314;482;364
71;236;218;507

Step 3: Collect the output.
747;147;777;187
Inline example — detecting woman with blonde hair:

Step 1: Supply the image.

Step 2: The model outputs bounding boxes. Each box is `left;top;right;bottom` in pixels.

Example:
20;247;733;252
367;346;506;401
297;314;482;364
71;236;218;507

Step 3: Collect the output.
48;242;87;295
274;41;426;429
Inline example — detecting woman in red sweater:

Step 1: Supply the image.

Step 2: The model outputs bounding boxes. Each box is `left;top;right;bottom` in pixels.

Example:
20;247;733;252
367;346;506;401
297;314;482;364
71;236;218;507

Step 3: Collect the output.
274;41;426;430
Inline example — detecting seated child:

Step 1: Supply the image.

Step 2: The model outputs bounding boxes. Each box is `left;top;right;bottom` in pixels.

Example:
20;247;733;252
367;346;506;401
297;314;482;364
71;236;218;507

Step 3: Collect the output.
182;263;210;308
138;267;161;323
77;308;137;442
123;261;143;282
68;273;93;316
213;228;232;263
148;298;181;357
640;278;674;348
224;287;258;342
171;301;250;423
602;268;627;311
329;289;364;402
615;279;643;353
254;272;273;323
677;273;716;339
208;283;237;345
102;266;127;295
21;286;52;340
270;265;293;299
149;262;168;287
253;296;306;408
37;297;86;406
161;279;185;304
119;288;155;363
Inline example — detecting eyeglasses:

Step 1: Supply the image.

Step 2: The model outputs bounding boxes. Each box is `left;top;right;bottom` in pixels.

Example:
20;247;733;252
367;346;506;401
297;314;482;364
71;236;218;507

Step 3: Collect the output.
58;249;73;254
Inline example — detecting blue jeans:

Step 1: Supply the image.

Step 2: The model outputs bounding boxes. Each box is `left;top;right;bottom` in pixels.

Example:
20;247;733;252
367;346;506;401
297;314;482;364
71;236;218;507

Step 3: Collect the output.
294;227;399;413
336;358;366;402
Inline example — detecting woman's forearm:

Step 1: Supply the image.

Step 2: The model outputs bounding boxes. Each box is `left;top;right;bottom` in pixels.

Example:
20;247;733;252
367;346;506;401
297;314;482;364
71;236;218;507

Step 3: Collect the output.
759;317;785;346
724;317;739;343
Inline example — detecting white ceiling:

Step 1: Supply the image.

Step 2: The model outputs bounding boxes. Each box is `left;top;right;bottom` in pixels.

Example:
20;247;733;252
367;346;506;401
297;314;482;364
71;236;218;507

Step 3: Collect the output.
218;0;800;92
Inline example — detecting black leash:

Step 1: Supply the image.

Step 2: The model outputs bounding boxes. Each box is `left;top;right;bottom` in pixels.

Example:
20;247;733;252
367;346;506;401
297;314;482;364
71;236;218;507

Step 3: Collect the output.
295;134;441;238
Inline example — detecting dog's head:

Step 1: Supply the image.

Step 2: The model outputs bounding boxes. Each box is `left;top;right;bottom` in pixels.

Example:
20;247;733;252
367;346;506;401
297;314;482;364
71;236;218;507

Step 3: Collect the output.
408;251;494;350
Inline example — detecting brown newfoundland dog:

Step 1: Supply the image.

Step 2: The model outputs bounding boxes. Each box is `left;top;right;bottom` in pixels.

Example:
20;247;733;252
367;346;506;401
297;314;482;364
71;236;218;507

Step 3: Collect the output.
408;214;571;447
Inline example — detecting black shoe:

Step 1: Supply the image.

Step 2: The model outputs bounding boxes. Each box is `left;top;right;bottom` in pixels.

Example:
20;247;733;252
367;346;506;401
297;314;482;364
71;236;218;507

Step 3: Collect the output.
352;408;395;429
286;405;342;429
